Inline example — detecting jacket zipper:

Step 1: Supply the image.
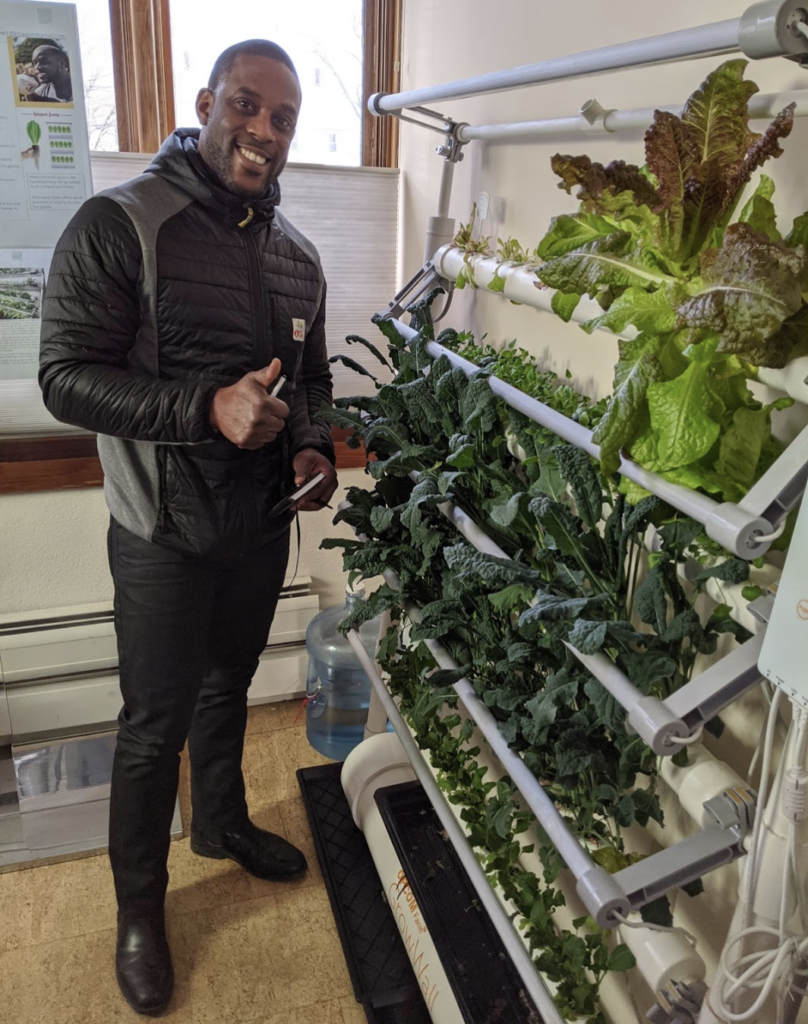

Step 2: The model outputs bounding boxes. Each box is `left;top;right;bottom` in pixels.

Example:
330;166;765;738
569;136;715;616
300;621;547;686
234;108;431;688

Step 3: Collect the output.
243;227;272;367
156;445;168;531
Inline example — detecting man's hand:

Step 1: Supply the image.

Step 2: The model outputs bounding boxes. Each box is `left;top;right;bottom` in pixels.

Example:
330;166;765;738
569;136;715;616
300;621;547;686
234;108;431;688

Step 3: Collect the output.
209;358;289;449
292;448;338;511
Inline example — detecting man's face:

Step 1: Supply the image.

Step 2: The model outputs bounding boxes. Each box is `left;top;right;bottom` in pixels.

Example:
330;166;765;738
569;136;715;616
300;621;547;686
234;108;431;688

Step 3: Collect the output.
196;55;301;199
32;47;66;84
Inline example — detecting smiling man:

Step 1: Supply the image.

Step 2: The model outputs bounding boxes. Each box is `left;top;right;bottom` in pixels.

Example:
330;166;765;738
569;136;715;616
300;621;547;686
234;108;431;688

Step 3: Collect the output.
40;41;337;1017
31;43;72;102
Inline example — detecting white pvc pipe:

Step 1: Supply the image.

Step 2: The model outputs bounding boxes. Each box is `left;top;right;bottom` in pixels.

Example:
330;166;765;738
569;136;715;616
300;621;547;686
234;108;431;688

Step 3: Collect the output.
345;630;566;1024
340;735;463;1022
402;321;724;526
370;18;742;114
757;343;808;405
412;631;599;882
394;322;777;556
433;245;619;327
456;90;808;143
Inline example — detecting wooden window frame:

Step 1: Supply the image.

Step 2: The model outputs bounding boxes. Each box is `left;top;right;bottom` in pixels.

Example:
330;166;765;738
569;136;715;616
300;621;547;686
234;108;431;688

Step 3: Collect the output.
1;0;401;493
110;0;176;154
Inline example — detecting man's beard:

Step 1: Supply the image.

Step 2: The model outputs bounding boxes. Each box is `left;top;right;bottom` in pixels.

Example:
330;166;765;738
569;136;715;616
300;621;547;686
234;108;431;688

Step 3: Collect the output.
202;134;278;199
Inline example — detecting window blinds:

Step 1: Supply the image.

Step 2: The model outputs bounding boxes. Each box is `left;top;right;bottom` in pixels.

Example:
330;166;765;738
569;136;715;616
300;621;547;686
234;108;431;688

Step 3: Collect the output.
0;153;398;436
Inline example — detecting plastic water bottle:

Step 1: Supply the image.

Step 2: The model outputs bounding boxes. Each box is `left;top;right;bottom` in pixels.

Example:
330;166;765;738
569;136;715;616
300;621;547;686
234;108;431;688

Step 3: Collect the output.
305;585;380;761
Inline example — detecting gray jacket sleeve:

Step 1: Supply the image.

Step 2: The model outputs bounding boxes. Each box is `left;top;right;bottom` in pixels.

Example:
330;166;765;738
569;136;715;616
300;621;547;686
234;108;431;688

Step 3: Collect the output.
39;197;219;443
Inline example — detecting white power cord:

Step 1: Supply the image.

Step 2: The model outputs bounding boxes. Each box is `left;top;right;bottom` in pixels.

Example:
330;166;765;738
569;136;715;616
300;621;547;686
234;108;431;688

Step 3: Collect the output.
611;910;699;948
710;696;808;1021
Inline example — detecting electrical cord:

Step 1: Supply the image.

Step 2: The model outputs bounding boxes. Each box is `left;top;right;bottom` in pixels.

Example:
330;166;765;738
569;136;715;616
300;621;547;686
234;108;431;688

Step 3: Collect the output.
611;910;699;948
668;726;704;747
711;694;808;1021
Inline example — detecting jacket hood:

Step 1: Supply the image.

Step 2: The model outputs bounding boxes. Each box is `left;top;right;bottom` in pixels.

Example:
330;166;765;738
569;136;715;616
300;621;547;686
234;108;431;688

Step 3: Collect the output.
145;128;280;224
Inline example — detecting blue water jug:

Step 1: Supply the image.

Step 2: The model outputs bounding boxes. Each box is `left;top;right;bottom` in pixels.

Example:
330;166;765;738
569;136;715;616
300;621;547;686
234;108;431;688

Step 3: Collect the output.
305;586;381;761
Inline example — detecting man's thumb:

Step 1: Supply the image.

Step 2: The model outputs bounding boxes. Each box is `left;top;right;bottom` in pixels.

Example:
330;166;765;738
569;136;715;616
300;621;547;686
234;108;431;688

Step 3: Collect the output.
251;358;281;389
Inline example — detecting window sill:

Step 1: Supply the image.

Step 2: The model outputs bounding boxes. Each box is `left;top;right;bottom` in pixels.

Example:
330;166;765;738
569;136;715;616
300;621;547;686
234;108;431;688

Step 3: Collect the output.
0;428;366;495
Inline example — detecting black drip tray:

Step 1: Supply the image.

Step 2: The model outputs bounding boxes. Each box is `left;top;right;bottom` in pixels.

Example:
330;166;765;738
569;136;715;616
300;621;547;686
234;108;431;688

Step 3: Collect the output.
297;763;433;1024
375;781;545;1024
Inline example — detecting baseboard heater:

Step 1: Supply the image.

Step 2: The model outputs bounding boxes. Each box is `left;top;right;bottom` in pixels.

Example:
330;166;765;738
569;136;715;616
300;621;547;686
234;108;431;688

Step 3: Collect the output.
0;577;320;744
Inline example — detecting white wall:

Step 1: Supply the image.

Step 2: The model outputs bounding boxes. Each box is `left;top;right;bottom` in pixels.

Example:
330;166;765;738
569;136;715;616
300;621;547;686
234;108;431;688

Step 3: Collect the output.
0;467;367;615
397;3;808;1021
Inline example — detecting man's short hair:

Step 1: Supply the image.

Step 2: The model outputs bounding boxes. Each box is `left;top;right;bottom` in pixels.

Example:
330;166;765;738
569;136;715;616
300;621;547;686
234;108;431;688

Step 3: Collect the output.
208;40;298;92
33;44;68;65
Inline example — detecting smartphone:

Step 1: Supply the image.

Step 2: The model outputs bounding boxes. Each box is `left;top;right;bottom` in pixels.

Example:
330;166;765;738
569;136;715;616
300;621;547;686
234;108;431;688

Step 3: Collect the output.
268;471;326;520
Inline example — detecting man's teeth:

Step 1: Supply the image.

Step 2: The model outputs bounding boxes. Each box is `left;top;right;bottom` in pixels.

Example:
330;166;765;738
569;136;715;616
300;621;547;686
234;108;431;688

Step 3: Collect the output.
238;146;267;165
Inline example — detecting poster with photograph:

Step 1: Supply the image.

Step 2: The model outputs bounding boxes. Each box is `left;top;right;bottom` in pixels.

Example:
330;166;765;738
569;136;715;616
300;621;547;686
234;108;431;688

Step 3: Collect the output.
0;2;91;249
0;247;52;379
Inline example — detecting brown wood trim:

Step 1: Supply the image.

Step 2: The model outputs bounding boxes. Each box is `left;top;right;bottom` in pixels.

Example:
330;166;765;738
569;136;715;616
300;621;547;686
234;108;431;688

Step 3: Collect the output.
0;457;103;494
110;0;176;153
362;0;402;168
0;436;98;463
331;426;369;470
0;426;365;494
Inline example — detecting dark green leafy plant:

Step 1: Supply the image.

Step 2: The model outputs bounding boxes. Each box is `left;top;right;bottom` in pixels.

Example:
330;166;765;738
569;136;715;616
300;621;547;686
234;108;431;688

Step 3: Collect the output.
320;296;749;1021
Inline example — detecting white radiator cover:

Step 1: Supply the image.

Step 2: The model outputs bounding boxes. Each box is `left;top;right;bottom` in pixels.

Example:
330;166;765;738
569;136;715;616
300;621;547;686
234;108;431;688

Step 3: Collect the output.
0;578;319;742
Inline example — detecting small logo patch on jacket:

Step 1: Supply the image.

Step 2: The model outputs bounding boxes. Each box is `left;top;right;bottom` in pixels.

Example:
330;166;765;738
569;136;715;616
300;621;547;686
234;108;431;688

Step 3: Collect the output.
292;318;306;342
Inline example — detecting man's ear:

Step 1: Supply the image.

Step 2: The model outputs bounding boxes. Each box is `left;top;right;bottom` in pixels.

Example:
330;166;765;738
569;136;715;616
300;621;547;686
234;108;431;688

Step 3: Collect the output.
196;87;213;126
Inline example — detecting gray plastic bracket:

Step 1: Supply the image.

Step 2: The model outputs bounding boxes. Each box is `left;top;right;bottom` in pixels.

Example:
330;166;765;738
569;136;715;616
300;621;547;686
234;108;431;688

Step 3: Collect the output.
574;635;764;756
377;260;448;321
736;421;808;534
663;633;765;734
608;787;755;922
647;978;709;1024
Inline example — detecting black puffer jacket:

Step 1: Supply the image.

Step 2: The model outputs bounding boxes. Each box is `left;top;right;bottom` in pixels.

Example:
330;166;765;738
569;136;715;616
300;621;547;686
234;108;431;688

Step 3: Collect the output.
40;129;333;556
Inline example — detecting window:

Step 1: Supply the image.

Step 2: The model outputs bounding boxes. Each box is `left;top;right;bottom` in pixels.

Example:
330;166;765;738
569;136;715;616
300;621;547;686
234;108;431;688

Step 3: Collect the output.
69;0;400;165
73;0;118;150
170;1;364;166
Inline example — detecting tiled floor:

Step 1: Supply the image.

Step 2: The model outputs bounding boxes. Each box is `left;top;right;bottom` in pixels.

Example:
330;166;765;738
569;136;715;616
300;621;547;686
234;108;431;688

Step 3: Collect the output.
0;701;366;1024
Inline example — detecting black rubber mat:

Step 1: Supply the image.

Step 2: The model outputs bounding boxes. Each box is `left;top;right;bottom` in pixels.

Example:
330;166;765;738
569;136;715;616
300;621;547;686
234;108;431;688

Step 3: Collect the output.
296;763;433;1024
375;781;545;1024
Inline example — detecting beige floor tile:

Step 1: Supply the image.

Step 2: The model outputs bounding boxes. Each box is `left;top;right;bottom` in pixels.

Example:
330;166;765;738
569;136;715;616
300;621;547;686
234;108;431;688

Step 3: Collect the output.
27;849;116;945
339;995;367;1024
247;996;346;1024
277;797;323;889
0;850;116;952
0;866;35;952
244;700;305;736
174;886;352;1024
243;727;332;810
0;925;192;1024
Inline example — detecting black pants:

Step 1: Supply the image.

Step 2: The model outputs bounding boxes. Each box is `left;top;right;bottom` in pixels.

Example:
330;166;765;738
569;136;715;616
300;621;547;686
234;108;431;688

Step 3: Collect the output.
107;518;290;915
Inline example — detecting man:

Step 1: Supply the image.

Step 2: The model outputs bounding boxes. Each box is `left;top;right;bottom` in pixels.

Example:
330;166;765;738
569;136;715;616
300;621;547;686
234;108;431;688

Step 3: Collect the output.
31;43;72;102
39;40;337;1017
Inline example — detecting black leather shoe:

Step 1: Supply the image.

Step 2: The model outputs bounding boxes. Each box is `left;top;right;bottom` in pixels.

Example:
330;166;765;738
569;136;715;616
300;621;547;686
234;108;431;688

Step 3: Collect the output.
190;820;307;880
115;913;174;1017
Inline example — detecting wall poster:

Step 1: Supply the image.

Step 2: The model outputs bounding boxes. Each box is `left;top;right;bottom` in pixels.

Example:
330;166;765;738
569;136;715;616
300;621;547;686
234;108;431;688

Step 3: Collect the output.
0;1;91;381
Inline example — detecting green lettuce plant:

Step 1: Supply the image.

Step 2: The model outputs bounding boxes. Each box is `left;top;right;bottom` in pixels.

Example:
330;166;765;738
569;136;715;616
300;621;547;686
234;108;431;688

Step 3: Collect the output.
534;60;807;498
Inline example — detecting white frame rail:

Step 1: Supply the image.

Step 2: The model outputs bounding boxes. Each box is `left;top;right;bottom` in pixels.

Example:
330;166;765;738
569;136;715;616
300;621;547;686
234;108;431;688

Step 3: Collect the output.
346;628;568;1024
390;317;807;560
369;1;808;115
